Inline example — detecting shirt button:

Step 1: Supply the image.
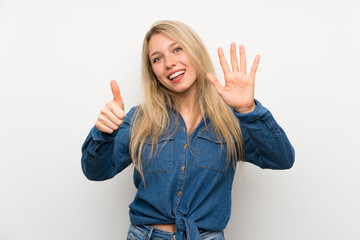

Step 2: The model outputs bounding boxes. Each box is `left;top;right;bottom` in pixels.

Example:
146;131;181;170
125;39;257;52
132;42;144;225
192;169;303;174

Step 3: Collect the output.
178;191;182;196
183;127;186;132
181;166;185;171
184;144;188;149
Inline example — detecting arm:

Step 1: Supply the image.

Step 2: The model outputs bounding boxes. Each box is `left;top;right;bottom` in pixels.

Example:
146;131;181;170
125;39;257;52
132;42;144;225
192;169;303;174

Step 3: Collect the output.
81;80;134;181
207;43;294;169
234;100;295;169
81;107;137;181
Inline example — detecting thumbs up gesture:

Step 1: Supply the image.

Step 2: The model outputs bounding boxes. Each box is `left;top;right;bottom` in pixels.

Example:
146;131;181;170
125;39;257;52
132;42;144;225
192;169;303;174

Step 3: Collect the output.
95;80;125;134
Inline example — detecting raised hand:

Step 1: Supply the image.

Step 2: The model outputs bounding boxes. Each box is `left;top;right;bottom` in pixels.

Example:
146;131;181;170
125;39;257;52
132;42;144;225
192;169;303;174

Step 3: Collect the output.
206;43;260;114
95;80;125;133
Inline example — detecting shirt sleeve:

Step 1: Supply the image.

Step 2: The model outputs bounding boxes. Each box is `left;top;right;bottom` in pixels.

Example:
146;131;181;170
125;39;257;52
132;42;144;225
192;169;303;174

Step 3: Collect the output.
233;99;295;169
81;106;138;180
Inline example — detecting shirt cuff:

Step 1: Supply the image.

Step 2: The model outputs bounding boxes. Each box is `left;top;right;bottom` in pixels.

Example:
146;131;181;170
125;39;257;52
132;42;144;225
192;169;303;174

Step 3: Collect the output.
232;99;268;122
91;125;119;142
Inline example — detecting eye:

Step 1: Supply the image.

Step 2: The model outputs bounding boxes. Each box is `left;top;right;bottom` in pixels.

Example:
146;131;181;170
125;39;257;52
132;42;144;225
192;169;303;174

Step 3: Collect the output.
153;56;162;63
174;47;182;53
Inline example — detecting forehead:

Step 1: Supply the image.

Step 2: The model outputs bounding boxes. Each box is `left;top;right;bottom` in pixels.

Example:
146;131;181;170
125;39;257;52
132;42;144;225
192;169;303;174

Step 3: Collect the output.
148;33;178;55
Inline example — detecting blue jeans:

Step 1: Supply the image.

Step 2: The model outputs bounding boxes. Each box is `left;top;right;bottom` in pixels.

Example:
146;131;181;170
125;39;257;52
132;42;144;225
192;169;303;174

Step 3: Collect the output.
127;224;225;240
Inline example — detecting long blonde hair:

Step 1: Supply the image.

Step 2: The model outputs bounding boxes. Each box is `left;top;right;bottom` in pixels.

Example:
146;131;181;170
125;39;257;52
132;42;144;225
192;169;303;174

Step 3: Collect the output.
130;20;243;182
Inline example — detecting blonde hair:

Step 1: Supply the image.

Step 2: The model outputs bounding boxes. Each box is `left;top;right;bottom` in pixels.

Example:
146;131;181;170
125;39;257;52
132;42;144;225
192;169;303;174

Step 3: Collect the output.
130;20;243;183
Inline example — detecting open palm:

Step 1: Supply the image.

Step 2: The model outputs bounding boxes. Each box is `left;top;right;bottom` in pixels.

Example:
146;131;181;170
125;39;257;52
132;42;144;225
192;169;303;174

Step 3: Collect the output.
207;43;260;114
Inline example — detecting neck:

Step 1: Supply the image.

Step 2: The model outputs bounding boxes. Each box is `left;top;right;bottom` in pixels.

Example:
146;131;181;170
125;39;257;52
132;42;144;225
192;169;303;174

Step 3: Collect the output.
173;86;202;134
174;86;197;116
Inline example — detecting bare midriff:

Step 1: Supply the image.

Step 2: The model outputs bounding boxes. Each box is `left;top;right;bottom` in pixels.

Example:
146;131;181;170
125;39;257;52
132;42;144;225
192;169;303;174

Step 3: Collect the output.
152;223;176;233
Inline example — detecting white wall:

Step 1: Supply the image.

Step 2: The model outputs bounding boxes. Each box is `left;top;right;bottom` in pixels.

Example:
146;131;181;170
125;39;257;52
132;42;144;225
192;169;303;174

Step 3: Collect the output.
1;0;359;239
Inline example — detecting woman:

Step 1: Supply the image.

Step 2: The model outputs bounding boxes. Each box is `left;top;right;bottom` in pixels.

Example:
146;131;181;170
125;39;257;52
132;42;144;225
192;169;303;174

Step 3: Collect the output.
81;20;295;240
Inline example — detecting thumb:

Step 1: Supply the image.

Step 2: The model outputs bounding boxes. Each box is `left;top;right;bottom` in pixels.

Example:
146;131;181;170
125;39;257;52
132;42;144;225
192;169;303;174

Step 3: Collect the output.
206;73;223;95
110;80;124;110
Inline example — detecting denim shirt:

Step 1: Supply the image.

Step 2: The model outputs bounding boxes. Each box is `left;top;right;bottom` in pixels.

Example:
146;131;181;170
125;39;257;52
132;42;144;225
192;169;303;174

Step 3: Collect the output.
81;99;295;240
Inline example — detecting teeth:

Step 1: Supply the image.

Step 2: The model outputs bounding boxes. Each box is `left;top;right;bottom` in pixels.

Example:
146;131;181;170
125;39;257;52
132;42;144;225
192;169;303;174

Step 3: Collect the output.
169;70;185;80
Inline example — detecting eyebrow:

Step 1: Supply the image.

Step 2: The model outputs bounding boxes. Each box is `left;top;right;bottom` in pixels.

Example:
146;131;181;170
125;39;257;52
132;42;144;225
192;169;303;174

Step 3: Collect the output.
149;42;179;58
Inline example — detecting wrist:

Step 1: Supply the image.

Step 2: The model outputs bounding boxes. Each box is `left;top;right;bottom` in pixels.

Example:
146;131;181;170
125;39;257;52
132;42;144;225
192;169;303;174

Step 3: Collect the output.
234;102;256;114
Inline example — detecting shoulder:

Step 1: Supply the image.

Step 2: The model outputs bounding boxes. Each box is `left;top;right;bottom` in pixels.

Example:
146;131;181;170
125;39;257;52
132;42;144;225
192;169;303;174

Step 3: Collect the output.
123;105;140;125
127;105;139;117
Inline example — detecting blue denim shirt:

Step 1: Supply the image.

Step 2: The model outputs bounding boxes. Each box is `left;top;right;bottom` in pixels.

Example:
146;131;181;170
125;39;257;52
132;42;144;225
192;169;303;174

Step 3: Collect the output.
81;99;295;240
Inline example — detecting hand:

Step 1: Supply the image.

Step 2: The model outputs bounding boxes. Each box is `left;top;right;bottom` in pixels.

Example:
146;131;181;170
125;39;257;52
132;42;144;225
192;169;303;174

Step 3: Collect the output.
95;80;125;133
206;43;260;114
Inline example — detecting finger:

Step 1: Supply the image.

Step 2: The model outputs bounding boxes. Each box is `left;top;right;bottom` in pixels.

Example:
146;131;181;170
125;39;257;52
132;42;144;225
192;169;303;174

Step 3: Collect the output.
98;113;120;130
108;101;125;120
206;73;224;96
230;43;239;72
218;47;231;74
239;45;247;74
249;54;261;79
98;107;122;127
102;106;123;125
110;80;124;110
96;122;114;134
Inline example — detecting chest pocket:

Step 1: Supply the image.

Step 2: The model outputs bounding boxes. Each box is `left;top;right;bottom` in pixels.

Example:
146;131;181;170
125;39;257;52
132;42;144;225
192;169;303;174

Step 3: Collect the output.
195;129;227;173
142;135;174;173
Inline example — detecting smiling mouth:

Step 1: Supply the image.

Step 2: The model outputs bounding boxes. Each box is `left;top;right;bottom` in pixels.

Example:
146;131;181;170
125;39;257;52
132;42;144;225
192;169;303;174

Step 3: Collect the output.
168;70;186;81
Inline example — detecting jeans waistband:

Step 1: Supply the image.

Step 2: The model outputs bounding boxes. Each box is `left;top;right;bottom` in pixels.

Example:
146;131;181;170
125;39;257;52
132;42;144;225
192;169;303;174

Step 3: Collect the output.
127;224;224;240
128;224;175;239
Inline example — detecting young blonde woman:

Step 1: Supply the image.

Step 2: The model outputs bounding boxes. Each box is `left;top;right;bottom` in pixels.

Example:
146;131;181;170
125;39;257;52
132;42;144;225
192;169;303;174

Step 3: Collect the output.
81;20;295;240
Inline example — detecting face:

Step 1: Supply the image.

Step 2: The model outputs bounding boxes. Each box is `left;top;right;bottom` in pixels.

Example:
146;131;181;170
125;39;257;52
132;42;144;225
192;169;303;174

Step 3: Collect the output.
148;33;198;97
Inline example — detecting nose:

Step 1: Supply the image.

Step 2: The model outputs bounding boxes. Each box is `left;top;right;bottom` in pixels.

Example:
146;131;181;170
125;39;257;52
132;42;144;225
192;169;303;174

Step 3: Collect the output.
165;54;176;69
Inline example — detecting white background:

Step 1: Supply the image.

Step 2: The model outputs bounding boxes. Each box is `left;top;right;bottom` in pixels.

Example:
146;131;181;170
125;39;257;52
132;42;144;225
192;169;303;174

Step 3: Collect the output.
1;0;359;239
